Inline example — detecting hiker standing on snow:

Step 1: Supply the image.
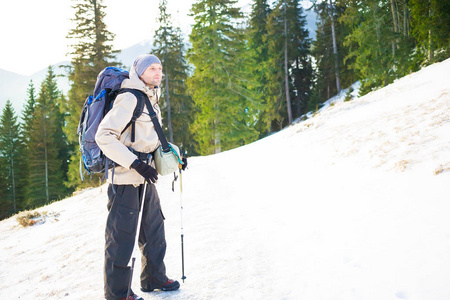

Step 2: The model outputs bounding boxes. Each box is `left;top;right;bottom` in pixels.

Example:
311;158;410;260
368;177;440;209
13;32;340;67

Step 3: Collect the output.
96;54;184;300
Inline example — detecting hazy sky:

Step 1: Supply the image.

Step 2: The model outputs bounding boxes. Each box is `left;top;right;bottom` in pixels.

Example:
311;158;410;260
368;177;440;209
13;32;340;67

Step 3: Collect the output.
0;0;312;76
0;0;194;76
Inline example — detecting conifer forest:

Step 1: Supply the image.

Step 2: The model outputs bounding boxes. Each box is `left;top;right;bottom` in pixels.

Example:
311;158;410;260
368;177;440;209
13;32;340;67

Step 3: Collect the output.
0;0;449;219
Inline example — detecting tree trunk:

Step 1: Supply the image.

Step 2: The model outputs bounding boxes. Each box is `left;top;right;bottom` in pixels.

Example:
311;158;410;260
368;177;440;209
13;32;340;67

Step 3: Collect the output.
390;0;399;33
403;0;408;37
328;0;341;93
9;128;16;213
428;28;433;61
284;2;292;125
296;58;302;117
164;60;173;143
374;5;382;59
214;119;221;154
43;108;49;204
428;2;434;61
93;0;103;63
390;0;399;57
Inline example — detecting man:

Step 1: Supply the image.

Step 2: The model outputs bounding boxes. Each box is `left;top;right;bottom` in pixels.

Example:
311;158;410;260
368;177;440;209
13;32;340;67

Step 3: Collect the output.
96;54;181;300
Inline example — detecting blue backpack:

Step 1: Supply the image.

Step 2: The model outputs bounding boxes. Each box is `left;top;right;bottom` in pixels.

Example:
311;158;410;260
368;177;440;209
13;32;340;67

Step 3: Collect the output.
77;67;146;179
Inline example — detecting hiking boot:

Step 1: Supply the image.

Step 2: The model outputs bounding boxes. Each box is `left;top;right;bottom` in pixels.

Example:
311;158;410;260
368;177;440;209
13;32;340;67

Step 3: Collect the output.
141;279;180;292
119;294;143;300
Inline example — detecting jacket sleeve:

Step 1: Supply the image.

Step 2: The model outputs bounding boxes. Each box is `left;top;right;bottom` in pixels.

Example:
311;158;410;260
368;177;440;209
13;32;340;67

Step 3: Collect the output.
95;93;138;169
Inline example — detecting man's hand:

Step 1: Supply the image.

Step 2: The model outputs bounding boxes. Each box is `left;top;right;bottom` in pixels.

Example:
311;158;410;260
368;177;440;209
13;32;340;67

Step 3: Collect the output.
181;157;188;171
131;159;158;183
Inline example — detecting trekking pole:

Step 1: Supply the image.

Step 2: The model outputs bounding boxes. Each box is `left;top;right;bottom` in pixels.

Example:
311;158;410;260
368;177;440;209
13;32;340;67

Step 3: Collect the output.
127;181;148;299
179;168;186;282
126;257;135;300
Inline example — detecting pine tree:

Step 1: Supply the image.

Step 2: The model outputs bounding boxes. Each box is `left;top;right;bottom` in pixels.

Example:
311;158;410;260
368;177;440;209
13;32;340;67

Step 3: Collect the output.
0;153;7;219
0;101;27;219
170;27;198;156
329;1;416;96
154;0;176;144
266;4;286;130
65;0;119;188
409;0;450;63
311;0;356;107
286;0;313;119
341;0;399;94
26;67;67;207
187;0;260;155
328;0;341;93
266;0;312;128
311;0;448;101
311;3;336;106
387;0;421;79
153;0;196;156
20;81;37;204
57;93;71;182
248;0;274;136
21;81;37;141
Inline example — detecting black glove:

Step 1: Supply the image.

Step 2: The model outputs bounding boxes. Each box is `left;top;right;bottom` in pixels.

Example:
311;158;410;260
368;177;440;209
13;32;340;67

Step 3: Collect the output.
181;157;188;171
131;159;158;183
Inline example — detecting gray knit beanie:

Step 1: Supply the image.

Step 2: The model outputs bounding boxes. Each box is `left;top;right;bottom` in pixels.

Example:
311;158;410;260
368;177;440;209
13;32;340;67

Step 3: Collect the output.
133;54;162;77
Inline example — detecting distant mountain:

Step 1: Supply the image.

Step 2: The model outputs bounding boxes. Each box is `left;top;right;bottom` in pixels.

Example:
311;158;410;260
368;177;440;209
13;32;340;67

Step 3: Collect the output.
304;6;317;40
0;64;72;116
116;39;154;69
0;40;154;115
0;70;30;114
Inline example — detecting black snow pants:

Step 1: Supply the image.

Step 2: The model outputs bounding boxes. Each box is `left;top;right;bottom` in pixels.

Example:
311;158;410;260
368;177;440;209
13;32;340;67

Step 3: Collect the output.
104;183;168;300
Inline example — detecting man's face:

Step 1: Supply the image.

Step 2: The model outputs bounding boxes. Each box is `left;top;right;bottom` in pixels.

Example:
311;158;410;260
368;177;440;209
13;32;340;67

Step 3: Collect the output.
140;63;163;88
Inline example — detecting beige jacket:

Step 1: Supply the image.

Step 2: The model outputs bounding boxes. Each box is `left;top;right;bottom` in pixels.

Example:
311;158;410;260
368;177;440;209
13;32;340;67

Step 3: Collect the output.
95;65;162;185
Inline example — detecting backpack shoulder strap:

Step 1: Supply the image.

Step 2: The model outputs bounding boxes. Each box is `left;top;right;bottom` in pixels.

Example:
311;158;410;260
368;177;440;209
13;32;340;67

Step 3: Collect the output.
117;88;146;142
115;88;170;151
141;92;171;152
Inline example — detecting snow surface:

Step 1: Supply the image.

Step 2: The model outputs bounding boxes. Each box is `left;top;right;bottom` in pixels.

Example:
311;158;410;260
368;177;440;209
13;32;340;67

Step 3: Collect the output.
1;58;449;299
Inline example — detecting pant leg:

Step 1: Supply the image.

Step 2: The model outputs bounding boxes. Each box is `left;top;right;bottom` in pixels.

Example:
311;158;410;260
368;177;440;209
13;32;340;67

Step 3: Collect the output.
139;183;169;290
104;184;140;300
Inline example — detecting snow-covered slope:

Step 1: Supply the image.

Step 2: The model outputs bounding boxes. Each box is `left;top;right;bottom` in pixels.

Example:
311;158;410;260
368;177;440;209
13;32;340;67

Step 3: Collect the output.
1;58;449;299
